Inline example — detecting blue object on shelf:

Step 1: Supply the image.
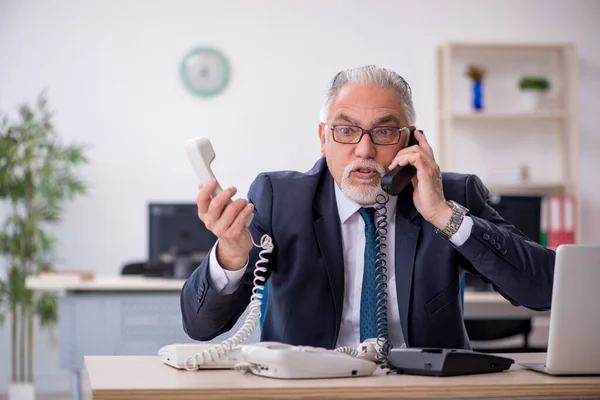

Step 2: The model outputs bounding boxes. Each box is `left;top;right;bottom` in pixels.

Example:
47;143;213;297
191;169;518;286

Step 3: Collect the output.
472;80;483;110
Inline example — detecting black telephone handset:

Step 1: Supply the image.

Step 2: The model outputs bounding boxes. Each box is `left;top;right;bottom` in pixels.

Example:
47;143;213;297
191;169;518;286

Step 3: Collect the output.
380;128;421;196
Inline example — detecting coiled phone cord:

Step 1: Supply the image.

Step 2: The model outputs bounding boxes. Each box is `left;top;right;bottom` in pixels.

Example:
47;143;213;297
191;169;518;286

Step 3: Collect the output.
186;193;392;370
333;193;392;364
185;233;274;371
374;193;392;365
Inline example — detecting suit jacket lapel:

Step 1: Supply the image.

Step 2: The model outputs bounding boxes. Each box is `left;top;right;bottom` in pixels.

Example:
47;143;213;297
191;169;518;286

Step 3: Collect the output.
394;186;421;347
313;166;344;346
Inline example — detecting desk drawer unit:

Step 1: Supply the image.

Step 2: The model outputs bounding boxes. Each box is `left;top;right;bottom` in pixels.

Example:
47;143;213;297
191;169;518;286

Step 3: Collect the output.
59;291;258;370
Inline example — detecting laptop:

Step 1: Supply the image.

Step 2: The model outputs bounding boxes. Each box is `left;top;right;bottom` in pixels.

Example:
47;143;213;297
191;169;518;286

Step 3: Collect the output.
520;244;600;375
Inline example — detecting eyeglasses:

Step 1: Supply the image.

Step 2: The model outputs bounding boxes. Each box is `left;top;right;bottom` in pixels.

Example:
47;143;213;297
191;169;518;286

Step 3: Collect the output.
328;124;408;146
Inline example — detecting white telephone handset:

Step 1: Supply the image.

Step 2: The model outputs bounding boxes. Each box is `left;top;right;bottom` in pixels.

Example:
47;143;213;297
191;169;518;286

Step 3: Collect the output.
185;137;224;196
185;137;253;226
160;137;378;379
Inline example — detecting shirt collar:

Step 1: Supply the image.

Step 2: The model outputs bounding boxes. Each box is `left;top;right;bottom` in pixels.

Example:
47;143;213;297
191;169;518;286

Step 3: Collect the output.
333;180;398;224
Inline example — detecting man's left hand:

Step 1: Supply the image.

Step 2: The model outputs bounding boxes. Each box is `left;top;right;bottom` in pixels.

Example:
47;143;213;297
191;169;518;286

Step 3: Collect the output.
387;129;452;230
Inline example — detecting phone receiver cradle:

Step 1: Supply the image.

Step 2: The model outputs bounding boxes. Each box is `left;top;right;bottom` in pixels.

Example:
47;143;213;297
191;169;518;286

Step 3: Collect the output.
159;343;243;369
236;342;378;379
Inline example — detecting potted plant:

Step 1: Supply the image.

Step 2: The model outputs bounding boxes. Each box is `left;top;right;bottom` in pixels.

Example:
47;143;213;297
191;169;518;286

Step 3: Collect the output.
518;75;550;111
0;92;89;400
465;65;486;111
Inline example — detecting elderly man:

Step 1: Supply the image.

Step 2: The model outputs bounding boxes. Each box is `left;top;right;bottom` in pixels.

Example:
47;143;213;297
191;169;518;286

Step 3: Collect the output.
180;65;555;351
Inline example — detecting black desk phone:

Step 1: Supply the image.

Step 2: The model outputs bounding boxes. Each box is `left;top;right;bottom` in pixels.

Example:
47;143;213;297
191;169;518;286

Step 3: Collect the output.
387;348;515;377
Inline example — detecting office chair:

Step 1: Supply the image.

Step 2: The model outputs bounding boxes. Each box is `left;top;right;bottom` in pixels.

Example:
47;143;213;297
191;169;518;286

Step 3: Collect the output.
121;261;147;275
121;260;175;277
259;283;268;329
464;319;534;352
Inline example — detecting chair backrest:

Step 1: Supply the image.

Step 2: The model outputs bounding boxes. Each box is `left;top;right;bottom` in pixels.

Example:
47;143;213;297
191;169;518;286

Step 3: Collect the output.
121;262;147;275
460;272;465;310
259;283;268;329
464;319;532;342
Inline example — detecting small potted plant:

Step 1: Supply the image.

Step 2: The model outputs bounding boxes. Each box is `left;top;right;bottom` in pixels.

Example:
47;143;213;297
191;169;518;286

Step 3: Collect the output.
465;65;486;111
518;75;550;111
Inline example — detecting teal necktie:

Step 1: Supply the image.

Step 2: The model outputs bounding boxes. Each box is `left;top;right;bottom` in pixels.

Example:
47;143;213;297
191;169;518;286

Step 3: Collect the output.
358;207;377;342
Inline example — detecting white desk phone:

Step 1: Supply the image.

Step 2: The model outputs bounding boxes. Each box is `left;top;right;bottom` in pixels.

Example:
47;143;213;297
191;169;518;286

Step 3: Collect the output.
159;135;515;379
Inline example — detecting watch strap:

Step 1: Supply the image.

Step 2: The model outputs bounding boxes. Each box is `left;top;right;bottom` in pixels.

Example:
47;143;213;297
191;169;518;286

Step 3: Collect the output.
436;200;468;239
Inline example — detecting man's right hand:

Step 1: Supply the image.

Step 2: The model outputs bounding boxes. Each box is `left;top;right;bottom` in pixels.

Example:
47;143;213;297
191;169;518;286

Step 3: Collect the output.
197;178;254;271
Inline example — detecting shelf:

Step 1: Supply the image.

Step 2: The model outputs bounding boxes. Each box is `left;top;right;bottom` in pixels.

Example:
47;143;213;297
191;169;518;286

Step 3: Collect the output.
485;182;566;196
437;41;580;242
443;42;574;52
441;110;568;121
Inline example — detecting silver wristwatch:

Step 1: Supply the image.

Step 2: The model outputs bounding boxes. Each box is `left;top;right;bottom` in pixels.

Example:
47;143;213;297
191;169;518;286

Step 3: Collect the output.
436;200;469;239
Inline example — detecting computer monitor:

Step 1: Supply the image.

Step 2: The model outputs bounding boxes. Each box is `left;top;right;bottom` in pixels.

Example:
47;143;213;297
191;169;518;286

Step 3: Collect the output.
489;195;542;244
148;203;217;263
465;195;542;290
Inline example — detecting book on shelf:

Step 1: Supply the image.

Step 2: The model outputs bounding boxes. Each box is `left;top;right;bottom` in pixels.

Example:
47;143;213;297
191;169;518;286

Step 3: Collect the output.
546;194;576;250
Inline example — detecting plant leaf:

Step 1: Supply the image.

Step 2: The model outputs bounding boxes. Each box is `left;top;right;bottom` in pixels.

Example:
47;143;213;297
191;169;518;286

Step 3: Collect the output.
35;291;58;327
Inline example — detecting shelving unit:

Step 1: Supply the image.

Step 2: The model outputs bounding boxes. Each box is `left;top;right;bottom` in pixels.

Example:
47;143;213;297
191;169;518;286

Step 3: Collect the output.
485;183;567;196
446;110;568;121
436;42;580;243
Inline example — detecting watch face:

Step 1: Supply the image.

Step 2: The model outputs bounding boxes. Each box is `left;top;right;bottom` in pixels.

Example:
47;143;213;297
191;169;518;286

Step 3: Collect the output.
180;47;229;97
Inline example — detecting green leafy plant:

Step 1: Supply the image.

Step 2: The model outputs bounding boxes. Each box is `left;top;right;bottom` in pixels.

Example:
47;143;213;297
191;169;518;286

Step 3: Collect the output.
0;92;89;385
518;76;551;91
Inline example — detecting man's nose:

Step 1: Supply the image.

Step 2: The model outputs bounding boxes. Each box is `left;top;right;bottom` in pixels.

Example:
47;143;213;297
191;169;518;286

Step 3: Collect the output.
354;133;376;158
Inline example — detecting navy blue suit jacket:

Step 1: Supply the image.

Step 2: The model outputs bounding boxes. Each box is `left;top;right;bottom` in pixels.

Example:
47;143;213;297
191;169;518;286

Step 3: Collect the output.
180;158;555;349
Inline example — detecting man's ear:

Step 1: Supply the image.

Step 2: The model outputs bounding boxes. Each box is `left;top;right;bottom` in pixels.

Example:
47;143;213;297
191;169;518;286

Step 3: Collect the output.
318;123;326;158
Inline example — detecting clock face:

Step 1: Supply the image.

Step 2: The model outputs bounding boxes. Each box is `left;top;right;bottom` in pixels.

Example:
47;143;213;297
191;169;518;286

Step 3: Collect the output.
180;47;230;97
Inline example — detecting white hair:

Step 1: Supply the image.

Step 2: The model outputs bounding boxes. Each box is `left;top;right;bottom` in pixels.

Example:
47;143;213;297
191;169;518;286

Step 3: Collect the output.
319;65;416;125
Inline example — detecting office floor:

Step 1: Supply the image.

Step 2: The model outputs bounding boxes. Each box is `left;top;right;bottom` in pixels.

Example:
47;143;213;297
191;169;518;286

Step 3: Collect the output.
1;378;91;400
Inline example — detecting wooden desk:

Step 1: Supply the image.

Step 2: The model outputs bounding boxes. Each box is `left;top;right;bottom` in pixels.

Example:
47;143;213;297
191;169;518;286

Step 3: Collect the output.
26;274;549;399
25;274;186;292
84;353;600;399
25;275;259;400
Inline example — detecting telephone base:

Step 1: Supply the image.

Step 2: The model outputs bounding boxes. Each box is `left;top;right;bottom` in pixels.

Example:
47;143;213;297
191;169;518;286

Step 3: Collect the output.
159;343;243;369
238;342;377;379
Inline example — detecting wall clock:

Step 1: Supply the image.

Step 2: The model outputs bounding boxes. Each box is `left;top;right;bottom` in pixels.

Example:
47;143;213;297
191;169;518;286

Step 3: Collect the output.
180;47;230;97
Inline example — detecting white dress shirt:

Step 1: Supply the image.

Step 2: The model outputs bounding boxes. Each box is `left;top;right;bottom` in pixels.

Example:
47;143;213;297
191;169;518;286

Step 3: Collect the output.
208;181;474;349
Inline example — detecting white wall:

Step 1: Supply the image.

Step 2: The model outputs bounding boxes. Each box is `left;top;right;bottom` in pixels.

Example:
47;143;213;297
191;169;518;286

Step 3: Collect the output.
1;0;599;395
